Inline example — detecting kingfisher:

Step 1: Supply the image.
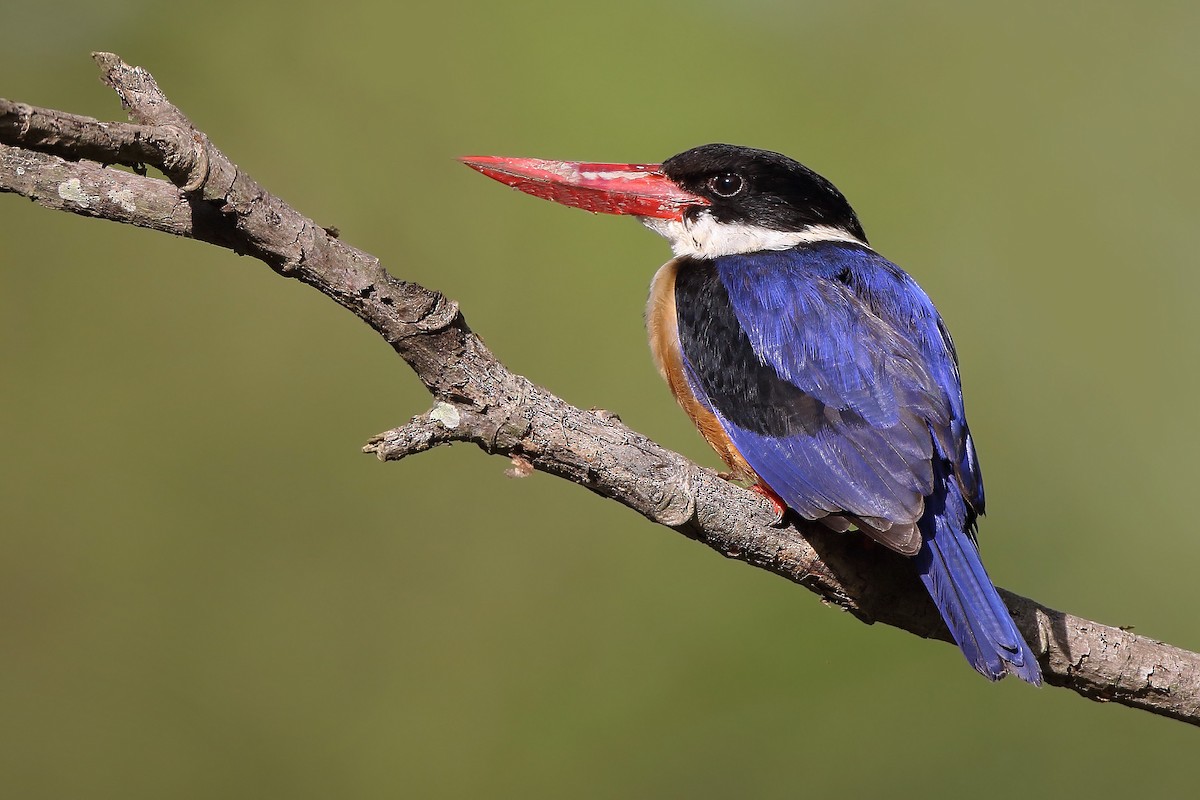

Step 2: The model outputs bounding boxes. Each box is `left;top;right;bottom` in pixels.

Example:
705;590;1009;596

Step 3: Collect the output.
461;143;1042;684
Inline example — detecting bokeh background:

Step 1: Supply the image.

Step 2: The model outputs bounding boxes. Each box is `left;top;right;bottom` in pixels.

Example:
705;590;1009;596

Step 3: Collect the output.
4;2;1199;797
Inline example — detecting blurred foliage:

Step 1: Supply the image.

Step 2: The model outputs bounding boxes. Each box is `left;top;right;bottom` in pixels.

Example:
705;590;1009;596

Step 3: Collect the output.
3;1;1200;797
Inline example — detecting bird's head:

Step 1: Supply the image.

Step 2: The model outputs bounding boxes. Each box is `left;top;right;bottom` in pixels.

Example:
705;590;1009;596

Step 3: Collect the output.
461;143;867;259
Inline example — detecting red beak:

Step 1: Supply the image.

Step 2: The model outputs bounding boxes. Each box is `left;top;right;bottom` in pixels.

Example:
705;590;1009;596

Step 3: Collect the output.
459;156;708;220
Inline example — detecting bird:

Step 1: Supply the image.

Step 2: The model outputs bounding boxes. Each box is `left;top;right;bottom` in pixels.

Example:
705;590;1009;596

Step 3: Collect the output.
460;143;1042;684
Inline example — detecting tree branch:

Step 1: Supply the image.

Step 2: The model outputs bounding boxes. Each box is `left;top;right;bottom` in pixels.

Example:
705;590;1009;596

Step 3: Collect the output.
3;53;1198;726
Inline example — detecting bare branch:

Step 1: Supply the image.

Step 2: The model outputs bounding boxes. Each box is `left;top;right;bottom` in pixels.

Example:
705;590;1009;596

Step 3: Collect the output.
3;53;1199;726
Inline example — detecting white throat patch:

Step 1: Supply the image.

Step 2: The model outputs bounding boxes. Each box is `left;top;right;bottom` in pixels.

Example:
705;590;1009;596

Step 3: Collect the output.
639;211;865;259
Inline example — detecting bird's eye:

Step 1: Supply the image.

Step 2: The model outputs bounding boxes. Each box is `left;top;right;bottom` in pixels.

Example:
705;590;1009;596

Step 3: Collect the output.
706;173;744;198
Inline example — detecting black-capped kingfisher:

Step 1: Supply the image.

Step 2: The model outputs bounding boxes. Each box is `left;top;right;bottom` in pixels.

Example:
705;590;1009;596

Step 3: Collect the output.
461;143;1041;684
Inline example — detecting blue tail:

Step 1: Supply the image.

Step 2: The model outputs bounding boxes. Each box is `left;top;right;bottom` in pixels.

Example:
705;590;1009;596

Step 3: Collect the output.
914;460;1042;684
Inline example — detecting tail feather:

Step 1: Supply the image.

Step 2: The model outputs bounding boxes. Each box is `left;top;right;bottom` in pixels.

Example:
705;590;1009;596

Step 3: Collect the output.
914;461;1042;685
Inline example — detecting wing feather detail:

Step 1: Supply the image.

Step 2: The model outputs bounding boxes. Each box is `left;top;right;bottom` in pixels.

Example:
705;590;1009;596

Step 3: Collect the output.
673;243;983;552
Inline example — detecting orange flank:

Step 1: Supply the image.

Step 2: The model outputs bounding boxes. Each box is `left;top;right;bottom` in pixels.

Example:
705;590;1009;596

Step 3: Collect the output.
646;258;758;483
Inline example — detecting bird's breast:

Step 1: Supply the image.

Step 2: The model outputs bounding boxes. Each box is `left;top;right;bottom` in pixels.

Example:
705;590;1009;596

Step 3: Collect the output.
646;258;756;481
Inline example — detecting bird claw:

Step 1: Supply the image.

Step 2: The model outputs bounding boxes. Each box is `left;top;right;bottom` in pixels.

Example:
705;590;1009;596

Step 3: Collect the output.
747;483;789;527
713;471;789;527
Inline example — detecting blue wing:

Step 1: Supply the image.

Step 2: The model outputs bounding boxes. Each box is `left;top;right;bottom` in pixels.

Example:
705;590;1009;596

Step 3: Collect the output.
674;243;981;545
672;242;1039;682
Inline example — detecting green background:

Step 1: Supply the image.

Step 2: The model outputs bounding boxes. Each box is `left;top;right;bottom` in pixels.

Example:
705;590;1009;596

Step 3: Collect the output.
4;2;1199;797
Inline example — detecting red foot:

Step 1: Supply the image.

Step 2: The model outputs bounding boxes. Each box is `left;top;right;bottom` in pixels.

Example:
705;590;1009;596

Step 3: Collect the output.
747;483;789;527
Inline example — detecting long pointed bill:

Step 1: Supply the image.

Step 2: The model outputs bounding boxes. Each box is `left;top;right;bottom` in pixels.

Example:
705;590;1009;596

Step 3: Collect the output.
460;156;707;220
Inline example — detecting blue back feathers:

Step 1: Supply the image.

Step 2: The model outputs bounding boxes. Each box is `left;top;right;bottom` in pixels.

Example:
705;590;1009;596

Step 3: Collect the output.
674;242;1040;683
